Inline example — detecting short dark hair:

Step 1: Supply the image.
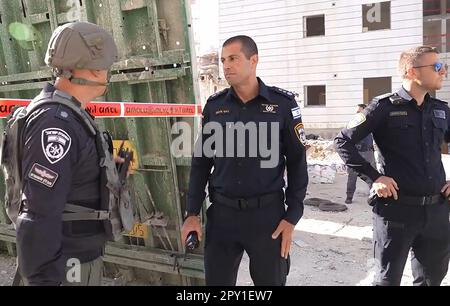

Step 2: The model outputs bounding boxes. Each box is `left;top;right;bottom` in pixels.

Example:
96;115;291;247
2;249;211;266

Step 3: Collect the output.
357;104;367;109
222;35;258;59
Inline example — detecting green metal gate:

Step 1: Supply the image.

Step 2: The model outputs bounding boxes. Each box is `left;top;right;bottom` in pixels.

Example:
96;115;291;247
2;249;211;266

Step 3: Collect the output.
0;0;204;285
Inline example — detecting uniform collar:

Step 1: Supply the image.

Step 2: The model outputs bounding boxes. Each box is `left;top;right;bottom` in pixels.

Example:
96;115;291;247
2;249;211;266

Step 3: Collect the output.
398;87;414;102
257;78;271;101
227;77;271;103
398;86;432;104
43;82;83;107
43;82;57;93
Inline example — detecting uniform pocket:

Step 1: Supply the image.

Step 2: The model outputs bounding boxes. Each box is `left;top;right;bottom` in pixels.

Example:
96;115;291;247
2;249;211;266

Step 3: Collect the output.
387;116;408;129
432;117;446;146
379;218;405;248
387;116;416;148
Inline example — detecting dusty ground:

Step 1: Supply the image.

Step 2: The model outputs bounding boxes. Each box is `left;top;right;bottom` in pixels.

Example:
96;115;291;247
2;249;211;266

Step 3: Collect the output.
236;174;450;286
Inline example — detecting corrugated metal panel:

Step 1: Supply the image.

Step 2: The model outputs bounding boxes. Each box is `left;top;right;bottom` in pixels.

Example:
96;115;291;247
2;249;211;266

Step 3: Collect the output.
0;0;204;285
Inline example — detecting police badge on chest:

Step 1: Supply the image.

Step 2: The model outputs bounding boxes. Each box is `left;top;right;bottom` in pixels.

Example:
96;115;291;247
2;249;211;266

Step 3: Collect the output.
261;104;279;114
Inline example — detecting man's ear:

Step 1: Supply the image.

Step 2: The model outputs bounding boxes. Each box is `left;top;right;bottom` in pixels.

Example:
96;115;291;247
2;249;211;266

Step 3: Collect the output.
251;54;259;67
405;66;416;80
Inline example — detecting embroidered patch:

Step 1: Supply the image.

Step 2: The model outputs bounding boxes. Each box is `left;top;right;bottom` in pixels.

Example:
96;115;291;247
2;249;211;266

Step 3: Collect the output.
261;104;279;114
294;123;307;145
291;107;302;120
434;109;446;119
389;111;408;117
347;113;366;129
41;128;72;164
28;163;59;188
215;109;231;115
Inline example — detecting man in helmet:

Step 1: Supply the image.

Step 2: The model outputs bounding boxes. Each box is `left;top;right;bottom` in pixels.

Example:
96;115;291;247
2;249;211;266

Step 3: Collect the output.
15;21;118;286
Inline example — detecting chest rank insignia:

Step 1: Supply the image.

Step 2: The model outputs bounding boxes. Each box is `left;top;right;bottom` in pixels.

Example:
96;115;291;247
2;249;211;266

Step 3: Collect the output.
261;104;278;114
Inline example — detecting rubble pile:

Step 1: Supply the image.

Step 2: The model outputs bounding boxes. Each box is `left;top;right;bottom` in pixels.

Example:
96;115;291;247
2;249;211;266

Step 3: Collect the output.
306;140;346;184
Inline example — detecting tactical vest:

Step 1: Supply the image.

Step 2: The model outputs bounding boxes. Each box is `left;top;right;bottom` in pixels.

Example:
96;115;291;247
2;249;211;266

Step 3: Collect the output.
0;90;134;242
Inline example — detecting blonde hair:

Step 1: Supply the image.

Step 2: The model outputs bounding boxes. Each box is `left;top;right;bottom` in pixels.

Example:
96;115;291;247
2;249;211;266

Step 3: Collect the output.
398;46;439;79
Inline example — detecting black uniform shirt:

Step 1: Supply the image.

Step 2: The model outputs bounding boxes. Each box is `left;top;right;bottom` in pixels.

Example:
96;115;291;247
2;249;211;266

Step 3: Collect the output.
187;78;308;225
335;87;450;197
17;83;105;286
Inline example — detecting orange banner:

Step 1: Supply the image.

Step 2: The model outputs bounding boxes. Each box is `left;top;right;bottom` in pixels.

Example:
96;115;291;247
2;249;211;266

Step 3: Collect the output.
0;99;32;118
123;103;202;117
0;99;202;118
85;103;121;117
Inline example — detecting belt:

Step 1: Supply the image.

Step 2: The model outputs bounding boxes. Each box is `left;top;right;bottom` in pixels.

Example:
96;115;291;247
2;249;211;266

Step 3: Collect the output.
211;192;283;210
389;194;444;206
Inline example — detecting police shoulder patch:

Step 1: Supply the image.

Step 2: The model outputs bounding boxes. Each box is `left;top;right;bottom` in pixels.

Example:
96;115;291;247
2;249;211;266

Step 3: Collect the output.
347;113;366;129
28;163;59;188
294;122;307;145
207;88;228;102
41;128;72;164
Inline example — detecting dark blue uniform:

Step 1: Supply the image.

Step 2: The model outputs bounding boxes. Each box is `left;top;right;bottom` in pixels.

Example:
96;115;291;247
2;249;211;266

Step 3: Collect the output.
17;83;105;285
187;78;308;285
335;87;450;286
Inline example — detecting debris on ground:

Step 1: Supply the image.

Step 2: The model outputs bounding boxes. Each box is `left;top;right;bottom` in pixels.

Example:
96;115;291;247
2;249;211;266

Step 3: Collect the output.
306;140;346;184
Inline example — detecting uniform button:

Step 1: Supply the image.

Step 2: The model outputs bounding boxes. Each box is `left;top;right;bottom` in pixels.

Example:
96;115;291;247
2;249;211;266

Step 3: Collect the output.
237;181;242;185
423;126;427;130
242;106;247;110
426;159;430;163
425;142;429;146
429;176;433;180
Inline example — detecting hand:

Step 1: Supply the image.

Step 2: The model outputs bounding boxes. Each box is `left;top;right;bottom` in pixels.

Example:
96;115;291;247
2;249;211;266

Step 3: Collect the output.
440;181;450;199
115;156;132;178
272;220;295;259
114;156;125;164
372;176;399;200
181;216;202;244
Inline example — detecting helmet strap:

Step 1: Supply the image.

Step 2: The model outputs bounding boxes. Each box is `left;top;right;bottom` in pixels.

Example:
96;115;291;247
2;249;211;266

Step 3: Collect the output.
69;77;109;87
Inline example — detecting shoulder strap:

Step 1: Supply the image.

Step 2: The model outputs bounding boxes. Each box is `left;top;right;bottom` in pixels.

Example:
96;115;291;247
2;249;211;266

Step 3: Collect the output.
25;90;97;136
207;88;228;102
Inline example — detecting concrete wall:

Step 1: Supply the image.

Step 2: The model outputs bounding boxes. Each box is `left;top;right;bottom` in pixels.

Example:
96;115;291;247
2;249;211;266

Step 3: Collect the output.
219;0;424;129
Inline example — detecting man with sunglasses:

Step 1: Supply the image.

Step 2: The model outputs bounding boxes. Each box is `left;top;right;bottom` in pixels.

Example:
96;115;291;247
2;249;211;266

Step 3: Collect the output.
8;22;118;286
335;46;449;286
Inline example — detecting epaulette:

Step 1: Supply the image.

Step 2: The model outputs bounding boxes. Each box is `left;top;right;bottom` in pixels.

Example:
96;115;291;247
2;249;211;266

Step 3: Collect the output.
207;88;228;102
372;92;394;102
270;86;295;99
389;93;409;106
430;96;448;105
373;93;408;106
54;104;72;122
